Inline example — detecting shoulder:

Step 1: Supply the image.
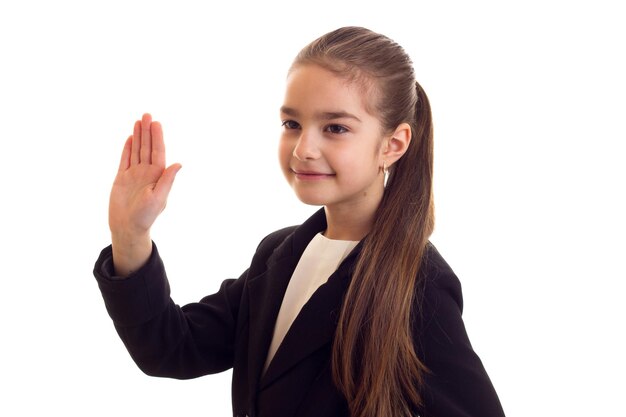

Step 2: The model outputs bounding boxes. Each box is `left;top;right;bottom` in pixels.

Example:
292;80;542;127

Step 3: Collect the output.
246;225;298;270
415;244;506;416
255;225;298;256
413;242;466;350
418;242;464;318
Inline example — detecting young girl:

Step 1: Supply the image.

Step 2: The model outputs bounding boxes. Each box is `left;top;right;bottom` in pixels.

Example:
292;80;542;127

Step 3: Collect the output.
94;26;505;417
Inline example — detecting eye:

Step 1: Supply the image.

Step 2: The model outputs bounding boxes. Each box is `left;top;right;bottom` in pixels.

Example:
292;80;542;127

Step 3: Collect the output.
281;120;300;130
325;124;348;134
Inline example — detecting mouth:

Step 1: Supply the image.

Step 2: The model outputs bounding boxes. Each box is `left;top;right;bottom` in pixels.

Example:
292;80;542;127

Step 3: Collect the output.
291;169;335;180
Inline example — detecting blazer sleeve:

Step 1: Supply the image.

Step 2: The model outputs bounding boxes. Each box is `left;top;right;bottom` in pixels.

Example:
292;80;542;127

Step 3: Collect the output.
415;245;506;417
93;229;293;380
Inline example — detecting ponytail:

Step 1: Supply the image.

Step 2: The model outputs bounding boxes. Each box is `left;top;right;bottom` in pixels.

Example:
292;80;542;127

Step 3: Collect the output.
332;80;434;417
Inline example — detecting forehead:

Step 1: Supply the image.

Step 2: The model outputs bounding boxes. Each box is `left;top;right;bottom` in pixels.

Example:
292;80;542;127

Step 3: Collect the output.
283;64;376;117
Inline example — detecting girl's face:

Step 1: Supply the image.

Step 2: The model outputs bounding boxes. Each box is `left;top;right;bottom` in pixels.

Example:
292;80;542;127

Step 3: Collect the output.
279;64;387;212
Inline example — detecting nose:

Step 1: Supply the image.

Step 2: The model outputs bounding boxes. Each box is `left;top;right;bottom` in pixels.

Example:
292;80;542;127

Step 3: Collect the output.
292;131;321;161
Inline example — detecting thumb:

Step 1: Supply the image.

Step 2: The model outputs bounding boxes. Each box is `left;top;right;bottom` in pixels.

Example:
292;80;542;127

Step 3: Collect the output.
154;163;182;201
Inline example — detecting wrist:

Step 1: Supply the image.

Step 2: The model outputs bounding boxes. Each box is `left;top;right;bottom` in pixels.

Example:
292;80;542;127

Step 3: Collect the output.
111;232;152;277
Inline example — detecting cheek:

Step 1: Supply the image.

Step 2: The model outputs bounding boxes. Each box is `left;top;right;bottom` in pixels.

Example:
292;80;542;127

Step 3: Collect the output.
336;148;376;173
278;138;293;170
337;153;379;186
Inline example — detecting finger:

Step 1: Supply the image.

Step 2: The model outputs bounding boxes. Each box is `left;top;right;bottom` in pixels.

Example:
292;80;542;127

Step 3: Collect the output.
131;120;141;165
154;163;182;202
140;113;152;164
118;135;133;172
151;121;165;168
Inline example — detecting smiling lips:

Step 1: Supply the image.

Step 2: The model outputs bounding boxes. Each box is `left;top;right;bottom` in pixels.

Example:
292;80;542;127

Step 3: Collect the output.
291;169;335;180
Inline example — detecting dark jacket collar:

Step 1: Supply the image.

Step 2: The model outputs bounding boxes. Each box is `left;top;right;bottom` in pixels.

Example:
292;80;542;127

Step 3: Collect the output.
265;207;327;267
245;207;362;393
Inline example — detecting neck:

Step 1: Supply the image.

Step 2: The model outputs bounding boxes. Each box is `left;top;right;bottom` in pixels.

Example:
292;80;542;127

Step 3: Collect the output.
323;197;380;241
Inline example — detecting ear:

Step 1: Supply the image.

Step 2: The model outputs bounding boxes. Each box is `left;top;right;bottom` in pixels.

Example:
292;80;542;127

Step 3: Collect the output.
380;122;411;167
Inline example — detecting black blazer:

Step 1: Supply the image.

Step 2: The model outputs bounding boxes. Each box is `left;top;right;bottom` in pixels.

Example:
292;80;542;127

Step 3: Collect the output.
94;208;505;417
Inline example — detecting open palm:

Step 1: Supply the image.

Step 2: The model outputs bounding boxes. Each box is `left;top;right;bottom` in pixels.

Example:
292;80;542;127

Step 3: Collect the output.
109;113;181;275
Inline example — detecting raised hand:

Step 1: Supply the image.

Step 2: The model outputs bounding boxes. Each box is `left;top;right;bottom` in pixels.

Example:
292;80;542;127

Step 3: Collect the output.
109;113;182;276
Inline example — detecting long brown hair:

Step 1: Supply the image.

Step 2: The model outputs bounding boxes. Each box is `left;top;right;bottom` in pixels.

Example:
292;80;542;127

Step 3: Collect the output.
292;27;435;416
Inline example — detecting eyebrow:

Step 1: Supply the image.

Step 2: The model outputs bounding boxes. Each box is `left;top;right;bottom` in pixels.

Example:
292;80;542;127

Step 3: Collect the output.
280;106;362;122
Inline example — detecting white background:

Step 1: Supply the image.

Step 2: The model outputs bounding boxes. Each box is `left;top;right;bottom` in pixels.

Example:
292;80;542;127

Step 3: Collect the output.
1;0;624;415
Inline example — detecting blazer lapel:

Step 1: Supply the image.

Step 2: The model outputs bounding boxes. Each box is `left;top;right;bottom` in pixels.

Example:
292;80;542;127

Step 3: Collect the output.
246;255;299;399
259;249;359;390
244;208;329;397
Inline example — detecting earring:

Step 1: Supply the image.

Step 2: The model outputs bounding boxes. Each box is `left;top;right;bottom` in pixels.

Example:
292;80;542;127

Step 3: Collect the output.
382;161;389;187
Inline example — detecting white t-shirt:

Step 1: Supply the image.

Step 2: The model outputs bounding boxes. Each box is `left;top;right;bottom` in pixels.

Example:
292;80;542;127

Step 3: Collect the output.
264;232;359;372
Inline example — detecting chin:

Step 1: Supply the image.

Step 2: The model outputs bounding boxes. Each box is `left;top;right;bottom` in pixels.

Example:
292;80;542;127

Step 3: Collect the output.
292;189;330;207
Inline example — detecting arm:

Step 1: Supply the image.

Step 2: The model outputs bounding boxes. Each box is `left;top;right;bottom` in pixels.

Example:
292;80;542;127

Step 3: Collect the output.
94;243;246;378
97;113;233;378
94;222;296;379
108;113;181;276
416;245;506;417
